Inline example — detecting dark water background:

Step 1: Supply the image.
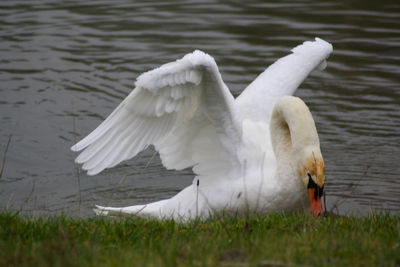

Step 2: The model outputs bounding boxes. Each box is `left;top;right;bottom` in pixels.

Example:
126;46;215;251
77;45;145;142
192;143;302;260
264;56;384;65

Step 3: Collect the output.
1;0;399;217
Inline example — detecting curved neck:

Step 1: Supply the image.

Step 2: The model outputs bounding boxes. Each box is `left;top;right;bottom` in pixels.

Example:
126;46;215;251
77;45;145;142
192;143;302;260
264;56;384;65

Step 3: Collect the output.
270;96;320;165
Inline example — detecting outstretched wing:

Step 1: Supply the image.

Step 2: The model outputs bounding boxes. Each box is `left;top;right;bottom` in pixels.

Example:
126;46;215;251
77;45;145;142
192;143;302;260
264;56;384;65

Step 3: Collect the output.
71;50;242;176
236;37;333;122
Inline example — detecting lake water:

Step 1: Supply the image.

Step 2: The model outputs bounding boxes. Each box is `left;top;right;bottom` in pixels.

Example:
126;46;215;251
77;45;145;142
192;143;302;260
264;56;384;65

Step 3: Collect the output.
1;0;399;217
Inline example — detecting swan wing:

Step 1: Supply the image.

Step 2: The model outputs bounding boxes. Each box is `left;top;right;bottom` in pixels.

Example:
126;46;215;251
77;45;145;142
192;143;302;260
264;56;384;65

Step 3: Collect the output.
236;37;333;122
71;50;242;176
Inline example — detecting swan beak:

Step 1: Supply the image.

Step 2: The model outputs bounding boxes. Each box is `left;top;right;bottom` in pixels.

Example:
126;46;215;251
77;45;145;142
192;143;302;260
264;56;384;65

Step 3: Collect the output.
308;188;323;216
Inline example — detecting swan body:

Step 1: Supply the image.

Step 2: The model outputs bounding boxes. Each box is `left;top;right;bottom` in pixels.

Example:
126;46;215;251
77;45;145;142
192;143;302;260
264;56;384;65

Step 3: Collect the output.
72;38;333;220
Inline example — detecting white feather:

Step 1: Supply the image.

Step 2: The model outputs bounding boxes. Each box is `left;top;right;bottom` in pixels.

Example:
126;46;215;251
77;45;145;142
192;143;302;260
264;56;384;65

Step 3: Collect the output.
236;37;333;122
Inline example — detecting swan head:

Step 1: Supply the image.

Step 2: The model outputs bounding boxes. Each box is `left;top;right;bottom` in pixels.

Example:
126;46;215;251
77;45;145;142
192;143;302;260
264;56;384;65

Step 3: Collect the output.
298;148;325;216
271;96;326;216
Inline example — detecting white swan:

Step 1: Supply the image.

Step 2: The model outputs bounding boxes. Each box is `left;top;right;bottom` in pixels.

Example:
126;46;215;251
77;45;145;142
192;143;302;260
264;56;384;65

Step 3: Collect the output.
71;37;332;220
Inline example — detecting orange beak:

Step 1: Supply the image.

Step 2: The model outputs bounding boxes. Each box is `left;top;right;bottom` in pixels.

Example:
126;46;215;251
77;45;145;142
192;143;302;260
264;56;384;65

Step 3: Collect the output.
308;188;323;216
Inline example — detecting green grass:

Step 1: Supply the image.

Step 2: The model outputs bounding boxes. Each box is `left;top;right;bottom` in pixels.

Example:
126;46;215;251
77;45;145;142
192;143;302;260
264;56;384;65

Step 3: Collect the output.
0;212;399;266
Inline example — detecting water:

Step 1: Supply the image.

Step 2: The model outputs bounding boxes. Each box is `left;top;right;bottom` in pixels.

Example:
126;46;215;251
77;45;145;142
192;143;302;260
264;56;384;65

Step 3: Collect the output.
1;0;399;217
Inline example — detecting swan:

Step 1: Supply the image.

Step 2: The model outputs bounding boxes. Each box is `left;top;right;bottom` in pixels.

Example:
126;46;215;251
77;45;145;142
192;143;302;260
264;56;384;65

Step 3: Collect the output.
71;37;333;220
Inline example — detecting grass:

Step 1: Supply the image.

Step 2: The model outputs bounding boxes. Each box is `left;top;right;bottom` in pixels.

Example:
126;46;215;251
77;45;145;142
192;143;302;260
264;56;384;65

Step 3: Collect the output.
0;212;399;266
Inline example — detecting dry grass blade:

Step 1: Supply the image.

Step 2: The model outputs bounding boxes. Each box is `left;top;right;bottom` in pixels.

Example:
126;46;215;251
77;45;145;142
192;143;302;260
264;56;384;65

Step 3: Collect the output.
330;161;373;213
255;152;266;214
0;134;12;180
71;101;82;216
19;180;36;212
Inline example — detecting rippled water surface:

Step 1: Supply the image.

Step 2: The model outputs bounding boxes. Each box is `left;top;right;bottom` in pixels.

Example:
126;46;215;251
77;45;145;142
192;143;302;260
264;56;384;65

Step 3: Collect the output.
1;0;399;217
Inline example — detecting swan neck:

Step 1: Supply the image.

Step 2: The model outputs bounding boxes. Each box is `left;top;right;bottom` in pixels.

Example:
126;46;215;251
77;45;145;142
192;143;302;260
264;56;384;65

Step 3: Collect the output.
270;96;320;163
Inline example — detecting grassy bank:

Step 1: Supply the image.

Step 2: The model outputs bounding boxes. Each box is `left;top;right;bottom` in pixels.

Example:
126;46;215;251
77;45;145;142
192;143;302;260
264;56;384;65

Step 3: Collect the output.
0;212;399;266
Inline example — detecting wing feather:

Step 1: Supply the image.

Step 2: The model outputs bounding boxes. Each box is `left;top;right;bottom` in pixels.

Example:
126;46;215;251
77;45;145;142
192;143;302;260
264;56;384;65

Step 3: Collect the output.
236;37;333;122
72;104;128;152
86;118;140;173
75;116;136;164
72;50;241;176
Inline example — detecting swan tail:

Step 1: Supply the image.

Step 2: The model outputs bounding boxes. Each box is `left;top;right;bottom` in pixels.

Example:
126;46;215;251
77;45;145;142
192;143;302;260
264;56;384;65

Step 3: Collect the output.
94;199;169;218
